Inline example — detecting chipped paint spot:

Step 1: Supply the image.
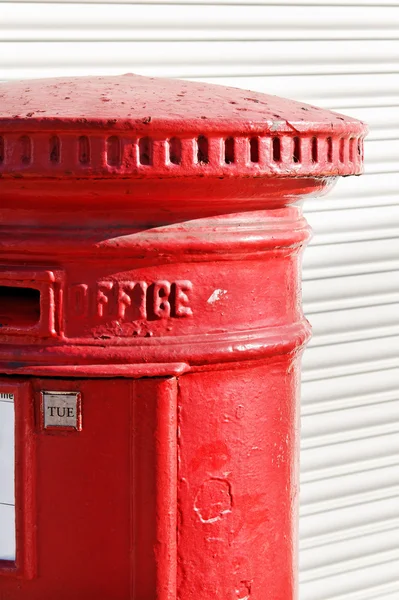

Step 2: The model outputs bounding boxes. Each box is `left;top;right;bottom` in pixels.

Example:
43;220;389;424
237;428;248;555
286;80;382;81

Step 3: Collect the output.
236;581;252;600
194;478;233;523
207;289;227;304
271;120;284;132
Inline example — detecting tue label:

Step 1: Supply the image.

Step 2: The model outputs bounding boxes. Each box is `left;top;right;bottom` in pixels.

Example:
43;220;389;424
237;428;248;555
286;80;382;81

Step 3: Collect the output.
42;392;81;430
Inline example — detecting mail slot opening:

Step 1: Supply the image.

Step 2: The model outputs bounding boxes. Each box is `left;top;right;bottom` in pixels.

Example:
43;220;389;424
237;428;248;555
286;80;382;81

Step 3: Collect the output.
0;286;41;329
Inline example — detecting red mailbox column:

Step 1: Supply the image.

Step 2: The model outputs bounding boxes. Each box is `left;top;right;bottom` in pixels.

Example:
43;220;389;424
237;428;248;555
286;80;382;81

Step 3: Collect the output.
0;75;366;600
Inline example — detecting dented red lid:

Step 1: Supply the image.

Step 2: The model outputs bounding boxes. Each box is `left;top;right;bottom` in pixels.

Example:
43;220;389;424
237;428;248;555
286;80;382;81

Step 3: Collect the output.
0;74;367;179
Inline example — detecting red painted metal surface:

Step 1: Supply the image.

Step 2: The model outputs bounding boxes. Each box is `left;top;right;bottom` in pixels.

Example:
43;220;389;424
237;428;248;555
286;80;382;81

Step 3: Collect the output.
0;74;366;599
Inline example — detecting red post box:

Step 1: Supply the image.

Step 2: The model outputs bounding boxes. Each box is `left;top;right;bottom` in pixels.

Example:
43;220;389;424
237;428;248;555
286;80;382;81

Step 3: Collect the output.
0;75;366;600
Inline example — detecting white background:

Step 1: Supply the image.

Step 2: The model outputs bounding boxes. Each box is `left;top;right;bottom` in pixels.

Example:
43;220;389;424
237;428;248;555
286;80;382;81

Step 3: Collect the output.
0;1;399;597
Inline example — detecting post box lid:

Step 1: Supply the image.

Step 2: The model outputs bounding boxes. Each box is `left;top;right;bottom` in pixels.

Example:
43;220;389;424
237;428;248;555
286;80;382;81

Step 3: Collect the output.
0;74;367;179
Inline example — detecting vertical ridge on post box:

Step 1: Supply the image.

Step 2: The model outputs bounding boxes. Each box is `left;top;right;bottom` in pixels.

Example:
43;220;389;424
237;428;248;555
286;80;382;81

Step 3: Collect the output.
132;378;177;600
176;362;301;600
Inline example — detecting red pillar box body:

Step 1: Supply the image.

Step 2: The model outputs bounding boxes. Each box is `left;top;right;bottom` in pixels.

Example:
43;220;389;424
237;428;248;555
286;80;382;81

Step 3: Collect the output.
0;75;366;600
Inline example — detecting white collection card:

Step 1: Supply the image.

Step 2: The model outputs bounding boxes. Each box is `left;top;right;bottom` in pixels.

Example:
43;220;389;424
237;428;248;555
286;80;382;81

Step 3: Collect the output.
0;398;15;561
0;503;15;561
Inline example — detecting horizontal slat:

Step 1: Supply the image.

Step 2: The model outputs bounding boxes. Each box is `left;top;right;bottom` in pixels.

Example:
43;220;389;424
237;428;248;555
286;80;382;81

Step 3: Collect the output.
300;527;399;575
302;396;399;440
299;556;399;600
193;74;399;109
302;334;399;380
301;465;399;511
300;495;399;541
301;516;399;551
308;303;399;345
305;173;399;212
333;105;399;141
364;163;399;175
307;204;399;246
303;238;399;280
301;547;399;584
302;454;399;486
302;367;399;409
308;580;399;600
301;483;399;517
0;40;398;80
302;432;399;476
307;195;399;217
303;271;399;313
332;581;399;600
311;323;399;349
302;423;399;452
2;4;399;41
363;139;399;173
302;387;399;415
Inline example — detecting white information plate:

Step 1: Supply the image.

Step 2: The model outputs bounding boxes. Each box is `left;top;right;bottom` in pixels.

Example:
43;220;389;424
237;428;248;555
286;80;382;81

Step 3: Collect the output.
42;391;81;430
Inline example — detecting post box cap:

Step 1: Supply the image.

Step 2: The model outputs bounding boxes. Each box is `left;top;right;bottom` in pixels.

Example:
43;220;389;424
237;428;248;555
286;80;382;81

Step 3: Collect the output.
0;74;367;179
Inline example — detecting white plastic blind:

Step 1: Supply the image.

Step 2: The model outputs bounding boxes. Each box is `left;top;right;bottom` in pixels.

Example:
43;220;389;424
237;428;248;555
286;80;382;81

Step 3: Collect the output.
0;2;398;597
